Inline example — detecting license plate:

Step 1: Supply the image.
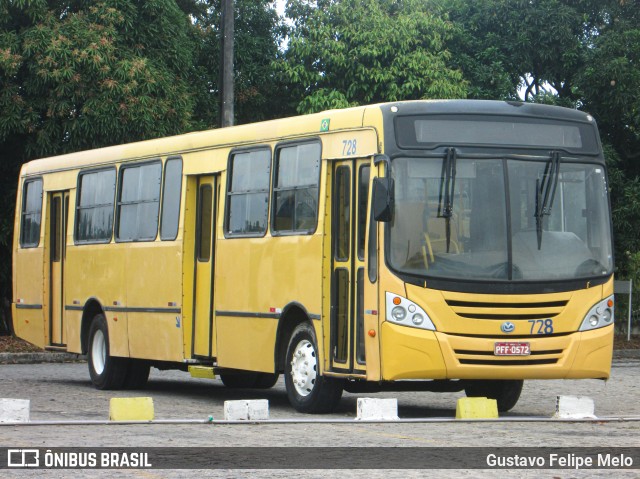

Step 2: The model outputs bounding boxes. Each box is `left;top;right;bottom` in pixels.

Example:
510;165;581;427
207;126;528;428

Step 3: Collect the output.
494;342;530;356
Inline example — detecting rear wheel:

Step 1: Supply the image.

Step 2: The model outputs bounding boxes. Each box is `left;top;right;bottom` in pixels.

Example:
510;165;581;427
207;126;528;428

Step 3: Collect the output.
87;314;129;390
464;379;524;412
284;322;343;413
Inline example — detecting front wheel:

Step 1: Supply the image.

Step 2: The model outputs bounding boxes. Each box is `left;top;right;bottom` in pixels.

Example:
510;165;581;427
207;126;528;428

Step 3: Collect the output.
87;314;129;390
464;379;524;412
284;322;343;413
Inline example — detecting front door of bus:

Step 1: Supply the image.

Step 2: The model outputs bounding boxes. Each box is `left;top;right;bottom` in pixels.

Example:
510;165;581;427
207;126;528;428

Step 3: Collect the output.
330;160;370;374
48;191;69;346
192;176;218;358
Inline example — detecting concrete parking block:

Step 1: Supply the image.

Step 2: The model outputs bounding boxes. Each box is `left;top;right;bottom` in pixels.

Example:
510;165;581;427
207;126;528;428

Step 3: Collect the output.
0;398;30;422
224;400;269;420
109;397;154;421
356;398;399;420
455;397;498;419
554;395;596;419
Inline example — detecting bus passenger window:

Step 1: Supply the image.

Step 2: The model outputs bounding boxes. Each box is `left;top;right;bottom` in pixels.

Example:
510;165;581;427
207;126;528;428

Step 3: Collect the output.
76;169;115;244
20;178;43;248
273;142;321;234
226;149;271;236
117;162;162;242
160;157;183;241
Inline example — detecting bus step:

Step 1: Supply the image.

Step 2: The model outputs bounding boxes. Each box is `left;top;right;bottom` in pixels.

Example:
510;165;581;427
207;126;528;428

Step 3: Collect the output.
188;365;216;380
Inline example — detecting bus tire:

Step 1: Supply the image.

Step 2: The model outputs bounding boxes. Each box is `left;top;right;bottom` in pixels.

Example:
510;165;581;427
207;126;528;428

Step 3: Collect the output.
124;360;150;389
284;322;343;413
464;379;524;412
87;314;129;390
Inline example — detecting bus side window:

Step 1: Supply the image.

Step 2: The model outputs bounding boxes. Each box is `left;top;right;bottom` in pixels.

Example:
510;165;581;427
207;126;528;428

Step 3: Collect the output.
160;157;183;241
116;162;162;242
272;141;321;234
225;148;271;236
20;178;43;248
76;169;116;244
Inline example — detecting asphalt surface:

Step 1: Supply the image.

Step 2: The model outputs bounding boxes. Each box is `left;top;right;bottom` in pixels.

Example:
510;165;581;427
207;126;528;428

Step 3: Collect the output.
1;357;639;478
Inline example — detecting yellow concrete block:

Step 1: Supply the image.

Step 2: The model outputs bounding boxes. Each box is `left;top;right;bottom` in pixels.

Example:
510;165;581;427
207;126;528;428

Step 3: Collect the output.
188;365;216;379
455;397;498;419
109;397;154;421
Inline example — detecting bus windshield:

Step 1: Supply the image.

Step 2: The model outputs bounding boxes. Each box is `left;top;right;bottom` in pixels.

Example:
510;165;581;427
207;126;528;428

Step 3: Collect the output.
388;156;613;283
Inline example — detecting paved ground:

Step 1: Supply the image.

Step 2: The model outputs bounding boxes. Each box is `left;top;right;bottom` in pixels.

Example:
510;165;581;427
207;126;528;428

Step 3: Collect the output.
1;359;639;478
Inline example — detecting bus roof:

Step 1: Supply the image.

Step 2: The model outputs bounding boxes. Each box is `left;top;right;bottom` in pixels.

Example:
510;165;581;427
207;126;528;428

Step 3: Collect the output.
20;100;595;176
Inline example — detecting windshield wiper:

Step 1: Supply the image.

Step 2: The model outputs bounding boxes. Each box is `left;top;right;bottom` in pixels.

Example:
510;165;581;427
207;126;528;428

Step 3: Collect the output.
534;151;561;249
437;147;457;253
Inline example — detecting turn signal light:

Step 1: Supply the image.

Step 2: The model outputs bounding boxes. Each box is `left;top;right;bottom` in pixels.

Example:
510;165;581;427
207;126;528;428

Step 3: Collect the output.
368;329;376;337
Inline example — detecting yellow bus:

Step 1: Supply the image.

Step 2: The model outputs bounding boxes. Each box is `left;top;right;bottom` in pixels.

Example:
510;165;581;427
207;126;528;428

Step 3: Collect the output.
12;100;614;413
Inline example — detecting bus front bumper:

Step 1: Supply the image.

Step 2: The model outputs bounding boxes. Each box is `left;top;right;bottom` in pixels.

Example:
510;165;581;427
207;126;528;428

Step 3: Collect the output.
380;322;613;381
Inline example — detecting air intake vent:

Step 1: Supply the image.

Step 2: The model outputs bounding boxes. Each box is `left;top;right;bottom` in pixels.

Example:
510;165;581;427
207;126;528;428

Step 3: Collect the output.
445;299;568;321
458;358;559;366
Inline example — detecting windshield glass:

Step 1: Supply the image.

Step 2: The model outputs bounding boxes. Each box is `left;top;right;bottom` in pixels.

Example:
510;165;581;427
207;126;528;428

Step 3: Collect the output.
388;157;613;282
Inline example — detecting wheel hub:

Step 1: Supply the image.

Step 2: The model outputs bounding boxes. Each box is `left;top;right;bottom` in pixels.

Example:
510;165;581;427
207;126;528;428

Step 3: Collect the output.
290;339;317;397
91;330;106;375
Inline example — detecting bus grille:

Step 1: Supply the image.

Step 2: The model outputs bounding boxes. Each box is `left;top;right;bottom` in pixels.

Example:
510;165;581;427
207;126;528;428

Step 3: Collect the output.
445;299;568;320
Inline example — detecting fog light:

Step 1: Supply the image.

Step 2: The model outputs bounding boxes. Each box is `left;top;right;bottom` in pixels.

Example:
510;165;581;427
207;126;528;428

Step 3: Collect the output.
412;313;424;325
392;306;407;321
589;315;599;327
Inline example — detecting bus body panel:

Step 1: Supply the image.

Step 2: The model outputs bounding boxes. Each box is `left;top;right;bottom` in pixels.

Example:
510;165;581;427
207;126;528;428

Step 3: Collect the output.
380;323;447;381
126;242;184;362
215;232;324;372
66;243;129;357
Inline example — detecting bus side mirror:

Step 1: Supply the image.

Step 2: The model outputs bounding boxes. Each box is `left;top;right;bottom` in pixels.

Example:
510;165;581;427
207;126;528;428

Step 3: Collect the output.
372;177;394;222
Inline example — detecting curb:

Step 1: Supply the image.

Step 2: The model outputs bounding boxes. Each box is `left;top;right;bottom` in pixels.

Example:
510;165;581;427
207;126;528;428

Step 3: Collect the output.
613;349;640;360
0;350;638;364
0;352;86;364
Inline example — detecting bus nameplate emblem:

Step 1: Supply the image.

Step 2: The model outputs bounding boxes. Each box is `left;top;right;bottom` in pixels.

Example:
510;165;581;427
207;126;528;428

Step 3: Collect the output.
501;322;515;333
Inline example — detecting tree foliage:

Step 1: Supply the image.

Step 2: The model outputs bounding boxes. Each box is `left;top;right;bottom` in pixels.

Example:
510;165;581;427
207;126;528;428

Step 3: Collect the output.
277;0;467;114
189;0;286;127
1;0;639;331
0;0;197;159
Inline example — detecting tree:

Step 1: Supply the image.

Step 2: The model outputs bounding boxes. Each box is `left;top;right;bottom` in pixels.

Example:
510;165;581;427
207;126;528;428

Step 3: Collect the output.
0;0;200;331
277;0;467;114
433;0;599;103
0;1;197;159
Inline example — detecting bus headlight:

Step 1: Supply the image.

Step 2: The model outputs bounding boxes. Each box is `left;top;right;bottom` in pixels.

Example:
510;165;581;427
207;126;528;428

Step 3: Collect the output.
385;292;436;331
392;306;407;320
579;296;614;331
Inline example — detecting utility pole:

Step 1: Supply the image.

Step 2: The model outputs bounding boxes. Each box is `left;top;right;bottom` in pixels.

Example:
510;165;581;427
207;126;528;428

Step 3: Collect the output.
220;0;235;127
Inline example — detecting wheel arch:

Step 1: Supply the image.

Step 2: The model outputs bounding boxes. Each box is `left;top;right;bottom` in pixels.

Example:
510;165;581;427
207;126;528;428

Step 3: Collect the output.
274;302;319;373
80;298;106;355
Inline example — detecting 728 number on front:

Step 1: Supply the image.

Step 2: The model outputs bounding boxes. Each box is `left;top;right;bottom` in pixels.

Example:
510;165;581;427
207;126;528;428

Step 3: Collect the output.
528;318;554;334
